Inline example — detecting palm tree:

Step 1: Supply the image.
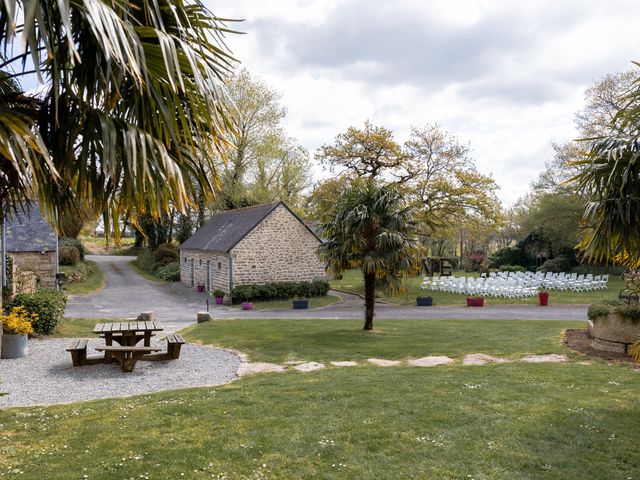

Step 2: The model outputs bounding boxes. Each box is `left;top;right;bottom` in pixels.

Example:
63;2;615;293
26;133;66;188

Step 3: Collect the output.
0;0;239;236
572;138;640;267
317;182;417;330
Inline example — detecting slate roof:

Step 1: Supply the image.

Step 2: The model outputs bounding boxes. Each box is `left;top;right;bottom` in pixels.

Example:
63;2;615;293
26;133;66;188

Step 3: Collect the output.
4;203;57;252
179;202;319;253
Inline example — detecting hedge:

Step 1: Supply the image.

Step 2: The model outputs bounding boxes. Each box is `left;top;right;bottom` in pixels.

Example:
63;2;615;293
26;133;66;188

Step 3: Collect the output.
58;246;80;266
59;237;86;260
7;289;67;334
232;280;330;304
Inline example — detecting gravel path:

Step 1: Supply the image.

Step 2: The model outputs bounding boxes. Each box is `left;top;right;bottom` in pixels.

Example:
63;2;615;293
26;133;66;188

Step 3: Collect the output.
0;338;241;408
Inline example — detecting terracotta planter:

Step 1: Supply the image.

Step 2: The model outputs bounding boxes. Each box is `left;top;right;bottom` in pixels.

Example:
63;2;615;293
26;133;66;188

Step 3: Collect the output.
466;297;484;307
591;312;640;353
1;333;28;359
416;297;433;306
538;292;549;306
241;302;253;310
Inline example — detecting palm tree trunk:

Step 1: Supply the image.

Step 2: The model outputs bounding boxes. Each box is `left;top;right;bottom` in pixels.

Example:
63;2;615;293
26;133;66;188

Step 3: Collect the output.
363;270;376;330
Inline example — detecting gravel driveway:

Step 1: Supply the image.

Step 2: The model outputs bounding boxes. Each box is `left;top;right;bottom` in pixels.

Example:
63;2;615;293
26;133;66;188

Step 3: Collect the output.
0;338;241;408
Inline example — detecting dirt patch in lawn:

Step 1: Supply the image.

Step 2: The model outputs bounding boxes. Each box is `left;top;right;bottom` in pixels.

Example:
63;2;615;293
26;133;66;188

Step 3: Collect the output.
564;329;636;364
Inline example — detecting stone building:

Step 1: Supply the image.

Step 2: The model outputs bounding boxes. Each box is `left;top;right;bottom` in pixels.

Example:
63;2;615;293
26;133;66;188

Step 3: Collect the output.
178;202;326;296
2;204;58;296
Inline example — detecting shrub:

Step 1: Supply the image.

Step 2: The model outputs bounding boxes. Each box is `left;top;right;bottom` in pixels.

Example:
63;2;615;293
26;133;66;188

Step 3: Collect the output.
154;243;179;264
135;249;156;273
155;261;180;281
537;254;573;273
489;247;532;269
58;246;80;266
7;289;67;334
231;280;330;304
212;289;225;298
499;264;525;272
59;237;86;260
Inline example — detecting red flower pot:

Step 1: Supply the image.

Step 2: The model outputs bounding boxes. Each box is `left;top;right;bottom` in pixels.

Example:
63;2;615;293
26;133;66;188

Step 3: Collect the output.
538;292;549;306
466;297;484;307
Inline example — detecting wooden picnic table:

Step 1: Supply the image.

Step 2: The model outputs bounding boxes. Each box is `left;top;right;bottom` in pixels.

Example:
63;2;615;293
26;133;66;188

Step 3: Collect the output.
93;320;164;348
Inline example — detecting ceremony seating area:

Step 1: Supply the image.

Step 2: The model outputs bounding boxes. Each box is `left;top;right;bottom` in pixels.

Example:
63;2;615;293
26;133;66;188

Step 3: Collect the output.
421;271;609;298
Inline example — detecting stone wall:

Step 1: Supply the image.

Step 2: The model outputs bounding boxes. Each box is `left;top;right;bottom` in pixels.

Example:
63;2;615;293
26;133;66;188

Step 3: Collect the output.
231;205;326;286
179;250;230;294
8;251;57;295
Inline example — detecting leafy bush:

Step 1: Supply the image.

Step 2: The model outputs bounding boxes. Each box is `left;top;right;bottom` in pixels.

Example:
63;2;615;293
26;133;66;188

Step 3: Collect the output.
489;247;532;269
232;280;330;304
155;261;181;281
587;301;640;324
7;289;67;334
212;289;225;298
572;264;624;276
499;264;525;272
58;246;80;266
135;249;156;272
59;237;85;260
537;254;573;273
154;242;179;264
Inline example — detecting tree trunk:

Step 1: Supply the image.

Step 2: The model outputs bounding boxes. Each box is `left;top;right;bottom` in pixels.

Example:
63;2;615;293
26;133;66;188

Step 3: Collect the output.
363;270;376;330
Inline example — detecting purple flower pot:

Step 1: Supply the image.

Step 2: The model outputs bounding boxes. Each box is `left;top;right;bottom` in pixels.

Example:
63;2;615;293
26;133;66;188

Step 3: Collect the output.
215;297;224;305
241;302;253;310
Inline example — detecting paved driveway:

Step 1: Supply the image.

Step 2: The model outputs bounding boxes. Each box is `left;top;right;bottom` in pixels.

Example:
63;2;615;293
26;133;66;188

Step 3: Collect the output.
67;256;588;328
66;255;212;330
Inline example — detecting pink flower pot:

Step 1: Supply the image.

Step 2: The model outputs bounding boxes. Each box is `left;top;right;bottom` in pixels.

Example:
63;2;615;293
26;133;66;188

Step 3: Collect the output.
241;302;253;310
215;297;224;305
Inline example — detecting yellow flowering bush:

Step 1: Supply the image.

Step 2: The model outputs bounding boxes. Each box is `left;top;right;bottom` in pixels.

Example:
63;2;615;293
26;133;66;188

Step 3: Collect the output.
1;306;36;335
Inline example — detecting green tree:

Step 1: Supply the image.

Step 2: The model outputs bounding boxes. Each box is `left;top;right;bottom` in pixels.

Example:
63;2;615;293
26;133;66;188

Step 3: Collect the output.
0;0;238;237
317;183;417;330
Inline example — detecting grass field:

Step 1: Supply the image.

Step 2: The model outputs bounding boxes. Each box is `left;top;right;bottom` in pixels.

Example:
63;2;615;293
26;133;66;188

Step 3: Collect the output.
59;260;105;295
181;318;583;364
80;235;139;256
50;317;119;338
331;269;623;306
2;323;639;479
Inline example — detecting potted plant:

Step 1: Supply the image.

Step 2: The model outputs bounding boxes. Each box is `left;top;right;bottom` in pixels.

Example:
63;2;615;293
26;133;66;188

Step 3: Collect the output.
292;298;309;309
466;296;484;307
241;301;253;310
1;306;35;359
416;296;433;306
212;289;225;305
538;288;549;306
196;283;205;293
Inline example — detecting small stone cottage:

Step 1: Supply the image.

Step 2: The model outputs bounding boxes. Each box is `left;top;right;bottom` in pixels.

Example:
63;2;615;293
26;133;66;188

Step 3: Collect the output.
178;202;326;296
2;203;58;296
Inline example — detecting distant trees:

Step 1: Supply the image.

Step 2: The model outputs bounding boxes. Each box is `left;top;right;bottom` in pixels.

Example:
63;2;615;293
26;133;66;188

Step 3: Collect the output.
313;121;502;262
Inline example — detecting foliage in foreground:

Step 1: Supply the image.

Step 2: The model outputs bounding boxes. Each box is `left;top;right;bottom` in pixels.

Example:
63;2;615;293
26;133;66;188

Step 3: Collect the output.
5;289;67;334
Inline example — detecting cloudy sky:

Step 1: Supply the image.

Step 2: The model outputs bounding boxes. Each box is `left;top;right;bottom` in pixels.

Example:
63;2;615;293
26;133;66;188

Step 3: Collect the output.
211;0;640;205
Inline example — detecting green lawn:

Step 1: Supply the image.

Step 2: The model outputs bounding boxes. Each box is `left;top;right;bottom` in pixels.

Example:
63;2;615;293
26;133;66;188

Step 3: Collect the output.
1;362;639;479
59;260;105;295
50;317;119;338
331;269;623;306
233;294;342;310
182;318;583;363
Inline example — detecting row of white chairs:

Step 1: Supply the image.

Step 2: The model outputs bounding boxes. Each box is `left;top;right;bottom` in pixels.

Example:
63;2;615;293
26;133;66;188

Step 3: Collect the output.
421;271;609;297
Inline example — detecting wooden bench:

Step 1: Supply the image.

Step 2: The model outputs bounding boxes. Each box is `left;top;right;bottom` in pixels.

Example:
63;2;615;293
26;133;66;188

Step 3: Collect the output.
166;334;185;360
67;339;104;367
95;346;161;372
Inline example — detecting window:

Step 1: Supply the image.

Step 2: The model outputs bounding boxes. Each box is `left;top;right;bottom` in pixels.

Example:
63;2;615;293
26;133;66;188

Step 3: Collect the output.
218;262;222;269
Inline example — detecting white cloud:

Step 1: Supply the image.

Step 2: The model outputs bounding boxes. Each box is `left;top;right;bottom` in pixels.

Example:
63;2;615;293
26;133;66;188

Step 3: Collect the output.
210;0;640;205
